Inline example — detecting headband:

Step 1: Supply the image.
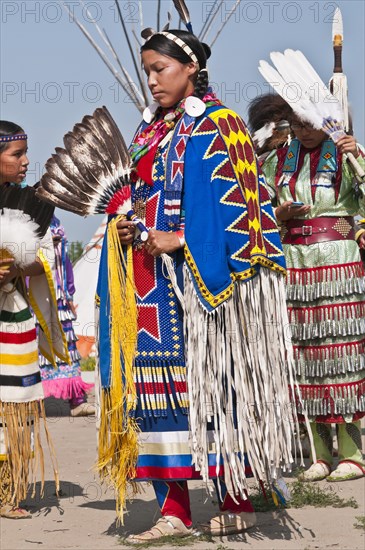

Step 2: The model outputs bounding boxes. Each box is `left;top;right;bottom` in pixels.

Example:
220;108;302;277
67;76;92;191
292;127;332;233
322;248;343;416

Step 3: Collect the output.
0;134;27;143
144;30;200;70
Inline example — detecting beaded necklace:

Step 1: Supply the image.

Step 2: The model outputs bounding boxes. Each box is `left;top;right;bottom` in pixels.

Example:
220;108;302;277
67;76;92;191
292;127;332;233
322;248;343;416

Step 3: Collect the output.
130;92;222;233
129;92;221;166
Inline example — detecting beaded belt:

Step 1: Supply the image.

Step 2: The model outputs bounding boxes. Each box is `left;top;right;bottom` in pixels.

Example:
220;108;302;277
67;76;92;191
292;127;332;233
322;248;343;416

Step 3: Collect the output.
281;216;355;245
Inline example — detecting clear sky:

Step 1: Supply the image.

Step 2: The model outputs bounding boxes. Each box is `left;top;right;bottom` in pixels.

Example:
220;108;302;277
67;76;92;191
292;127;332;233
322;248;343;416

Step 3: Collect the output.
1;0;364;246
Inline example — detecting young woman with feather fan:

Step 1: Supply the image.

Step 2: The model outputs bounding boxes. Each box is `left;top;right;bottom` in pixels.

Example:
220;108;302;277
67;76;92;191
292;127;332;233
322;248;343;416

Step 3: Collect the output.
34;0;302;538
0;121;68;519
92;29;302;542
249;92;365;483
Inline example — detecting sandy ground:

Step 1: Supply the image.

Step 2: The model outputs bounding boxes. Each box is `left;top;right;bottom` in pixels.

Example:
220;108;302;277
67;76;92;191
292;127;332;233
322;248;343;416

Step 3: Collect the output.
1;374;364;550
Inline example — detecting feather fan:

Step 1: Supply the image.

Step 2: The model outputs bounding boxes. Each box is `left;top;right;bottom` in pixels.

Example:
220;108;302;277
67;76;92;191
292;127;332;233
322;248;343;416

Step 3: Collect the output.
172;0;193;33
36;106;132;216
36;106;185;308
258;49;365;182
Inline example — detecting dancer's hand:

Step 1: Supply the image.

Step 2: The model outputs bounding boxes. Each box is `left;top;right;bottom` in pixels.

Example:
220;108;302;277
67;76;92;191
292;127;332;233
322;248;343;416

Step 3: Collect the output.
144;229;182;256
0;259;16;286
358;233;365;250
275;201;311;222
336;135;359;157
117;219;136;245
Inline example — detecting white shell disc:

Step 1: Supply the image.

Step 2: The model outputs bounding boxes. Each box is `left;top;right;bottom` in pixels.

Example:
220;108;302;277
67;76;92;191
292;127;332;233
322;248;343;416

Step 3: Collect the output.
143;102;159;123
185;96;206;117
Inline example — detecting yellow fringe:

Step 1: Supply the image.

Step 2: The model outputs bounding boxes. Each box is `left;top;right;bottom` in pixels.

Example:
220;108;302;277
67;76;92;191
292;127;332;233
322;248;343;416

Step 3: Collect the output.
29;249;71;367
96;217;139;523
0;400;59;507
0;248;14;271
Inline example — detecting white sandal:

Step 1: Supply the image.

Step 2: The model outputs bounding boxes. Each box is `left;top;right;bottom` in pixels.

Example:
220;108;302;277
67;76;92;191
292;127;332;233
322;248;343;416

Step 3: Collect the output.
207;511;257;536
70;402;96;417
299;461;331;482
327;461;365;482
125;515;192;544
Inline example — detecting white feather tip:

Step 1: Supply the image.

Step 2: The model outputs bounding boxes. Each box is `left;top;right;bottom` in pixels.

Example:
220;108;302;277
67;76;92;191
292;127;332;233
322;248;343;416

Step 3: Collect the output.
0;208;41;267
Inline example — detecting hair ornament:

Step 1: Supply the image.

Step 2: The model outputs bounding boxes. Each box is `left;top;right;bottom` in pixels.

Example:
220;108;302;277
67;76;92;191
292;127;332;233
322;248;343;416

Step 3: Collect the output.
199;67;209;77
141;11;171;42
172;0;193;33
141;27;156;41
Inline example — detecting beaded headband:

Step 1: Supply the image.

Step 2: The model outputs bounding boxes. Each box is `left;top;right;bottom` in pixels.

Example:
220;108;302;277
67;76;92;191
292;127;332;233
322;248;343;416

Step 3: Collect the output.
159;31;199;68
0;134;28;143
144;30;200;70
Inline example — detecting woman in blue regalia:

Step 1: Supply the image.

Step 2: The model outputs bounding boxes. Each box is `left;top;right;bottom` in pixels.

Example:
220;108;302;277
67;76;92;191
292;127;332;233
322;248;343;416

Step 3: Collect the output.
97;28;300;543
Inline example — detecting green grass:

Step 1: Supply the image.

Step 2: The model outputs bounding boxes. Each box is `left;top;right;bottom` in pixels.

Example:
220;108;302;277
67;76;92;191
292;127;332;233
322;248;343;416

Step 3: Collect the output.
80;357;96;371
354;516;365;530
248;478;358;511
288;478;358;509
249;485;278;512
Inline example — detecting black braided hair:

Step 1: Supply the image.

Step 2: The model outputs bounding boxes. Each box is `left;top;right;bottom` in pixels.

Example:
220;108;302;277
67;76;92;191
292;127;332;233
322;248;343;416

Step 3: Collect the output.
141;30;211;99
0;121;25;153
194;68;210;99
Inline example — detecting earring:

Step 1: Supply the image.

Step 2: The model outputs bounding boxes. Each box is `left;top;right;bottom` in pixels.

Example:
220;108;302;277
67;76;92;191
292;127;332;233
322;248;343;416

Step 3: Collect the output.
143;102;159;123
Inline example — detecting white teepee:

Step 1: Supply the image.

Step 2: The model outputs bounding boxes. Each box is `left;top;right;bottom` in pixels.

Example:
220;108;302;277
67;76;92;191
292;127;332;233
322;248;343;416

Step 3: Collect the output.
73;216;107;358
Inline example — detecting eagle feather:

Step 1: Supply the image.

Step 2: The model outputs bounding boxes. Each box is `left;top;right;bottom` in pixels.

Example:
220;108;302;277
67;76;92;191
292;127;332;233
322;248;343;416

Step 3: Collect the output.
172;0;193;32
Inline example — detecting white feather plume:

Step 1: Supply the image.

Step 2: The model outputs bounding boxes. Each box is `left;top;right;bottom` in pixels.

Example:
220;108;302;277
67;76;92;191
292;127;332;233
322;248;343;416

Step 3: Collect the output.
259;48;365;182
259;49;344;130
253;122;275;148
0;208;41;267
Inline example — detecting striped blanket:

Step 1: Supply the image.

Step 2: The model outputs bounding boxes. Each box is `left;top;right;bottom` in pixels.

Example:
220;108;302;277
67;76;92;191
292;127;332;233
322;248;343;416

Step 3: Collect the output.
0;285;43;405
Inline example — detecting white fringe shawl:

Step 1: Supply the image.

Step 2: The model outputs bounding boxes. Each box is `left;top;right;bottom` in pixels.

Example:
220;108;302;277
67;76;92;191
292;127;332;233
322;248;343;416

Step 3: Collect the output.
184;265;304;497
